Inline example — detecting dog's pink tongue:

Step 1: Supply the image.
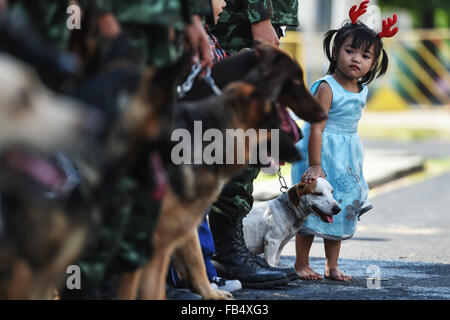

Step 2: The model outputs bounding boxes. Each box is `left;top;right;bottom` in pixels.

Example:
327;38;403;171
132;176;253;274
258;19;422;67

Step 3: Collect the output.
326;216;334;223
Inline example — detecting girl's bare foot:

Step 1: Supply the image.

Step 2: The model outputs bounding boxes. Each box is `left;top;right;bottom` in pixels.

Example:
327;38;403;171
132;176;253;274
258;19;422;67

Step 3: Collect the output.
294;263;322;280
324;267;352;281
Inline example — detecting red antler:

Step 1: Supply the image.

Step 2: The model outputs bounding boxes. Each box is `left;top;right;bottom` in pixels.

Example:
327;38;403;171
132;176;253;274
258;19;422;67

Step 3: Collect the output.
349;0;370;24
378;14;398;38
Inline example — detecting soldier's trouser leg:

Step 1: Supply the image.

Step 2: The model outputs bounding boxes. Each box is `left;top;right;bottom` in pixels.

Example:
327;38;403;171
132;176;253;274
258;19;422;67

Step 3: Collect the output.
101;180;161;300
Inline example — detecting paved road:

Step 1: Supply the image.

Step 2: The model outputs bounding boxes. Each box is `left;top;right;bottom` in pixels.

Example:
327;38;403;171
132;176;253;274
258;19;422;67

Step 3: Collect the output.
234;157;450;299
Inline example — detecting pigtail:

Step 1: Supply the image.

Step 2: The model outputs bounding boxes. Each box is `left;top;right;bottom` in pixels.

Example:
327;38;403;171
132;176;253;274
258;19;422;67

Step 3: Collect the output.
361;47;389;84
323;29;338;75
376;48;389;78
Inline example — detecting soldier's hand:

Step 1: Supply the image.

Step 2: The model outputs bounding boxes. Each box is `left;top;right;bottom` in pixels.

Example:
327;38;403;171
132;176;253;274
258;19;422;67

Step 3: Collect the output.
251;19;280;47
185;15;213;74
97;13;121;39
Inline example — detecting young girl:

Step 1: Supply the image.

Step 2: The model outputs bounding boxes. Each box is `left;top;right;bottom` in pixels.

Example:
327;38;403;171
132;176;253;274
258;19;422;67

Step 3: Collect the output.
291;2;397;281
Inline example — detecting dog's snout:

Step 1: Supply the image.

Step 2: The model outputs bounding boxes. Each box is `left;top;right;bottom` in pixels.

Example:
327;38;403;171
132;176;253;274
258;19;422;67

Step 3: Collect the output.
332;205;341;215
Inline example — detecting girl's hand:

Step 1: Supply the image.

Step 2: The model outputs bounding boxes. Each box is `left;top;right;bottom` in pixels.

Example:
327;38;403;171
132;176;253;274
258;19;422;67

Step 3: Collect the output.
301;165;325;183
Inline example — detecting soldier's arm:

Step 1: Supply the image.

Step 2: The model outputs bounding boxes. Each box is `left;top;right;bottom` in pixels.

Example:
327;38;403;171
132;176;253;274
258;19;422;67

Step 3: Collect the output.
246;0;279;46
183;0;214;72
96;14;121;39
94;0;121;39
184;14;213;71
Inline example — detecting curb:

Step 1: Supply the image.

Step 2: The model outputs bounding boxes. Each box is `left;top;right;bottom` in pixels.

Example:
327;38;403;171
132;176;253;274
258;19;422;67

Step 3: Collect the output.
367;161;425;189
253;150;426;201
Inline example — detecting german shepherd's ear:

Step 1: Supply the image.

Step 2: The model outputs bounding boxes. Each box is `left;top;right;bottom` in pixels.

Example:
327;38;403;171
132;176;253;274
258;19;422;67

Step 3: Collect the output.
251;42;292;101
149;53;191;94
252;41;277;76
145;53;191;109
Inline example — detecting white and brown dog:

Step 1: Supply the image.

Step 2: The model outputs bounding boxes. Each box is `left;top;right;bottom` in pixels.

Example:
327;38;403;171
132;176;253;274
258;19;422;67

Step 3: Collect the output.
243;177;341;267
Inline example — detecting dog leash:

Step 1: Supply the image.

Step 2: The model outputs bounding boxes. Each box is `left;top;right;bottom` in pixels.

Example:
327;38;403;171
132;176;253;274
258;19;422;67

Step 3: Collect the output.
203;67;222;96
277;166;289;194
177;62;222;98
177;63;202;98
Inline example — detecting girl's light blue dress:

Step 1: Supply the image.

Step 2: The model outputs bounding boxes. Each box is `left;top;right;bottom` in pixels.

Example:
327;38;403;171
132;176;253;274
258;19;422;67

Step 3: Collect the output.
291;74;372;240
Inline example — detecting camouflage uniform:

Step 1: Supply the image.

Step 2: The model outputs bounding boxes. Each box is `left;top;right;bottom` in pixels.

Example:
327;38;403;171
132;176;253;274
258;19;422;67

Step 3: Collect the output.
102;0;213;66
210;0;298;53
10;0;213;67
8;0;72;49
9;0;213;298
70;1;212;299
209;0;299;252
62;157;166;299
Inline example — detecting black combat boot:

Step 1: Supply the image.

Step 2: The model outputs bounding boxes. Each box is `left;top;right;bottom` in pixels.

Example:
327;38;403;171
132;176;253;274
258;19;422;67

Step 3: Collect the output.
233;216;299;281
210;212;289;288
252;255;299;281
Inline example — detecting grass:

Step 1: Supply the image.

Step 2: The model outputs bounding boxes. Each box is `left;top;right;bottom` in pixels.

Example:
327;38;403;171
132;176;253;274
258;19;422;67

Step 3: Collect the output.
255;157;450;187
358;126;450;141
408;157;450;182
295;118;450;142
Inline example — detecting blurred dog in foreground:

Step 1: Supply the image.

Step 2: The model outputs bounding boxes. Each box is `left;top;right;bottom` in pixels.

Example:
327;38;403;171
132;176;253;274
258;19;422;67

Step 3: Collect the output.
0;54;94;153
0;53;100;299
0;46;185;299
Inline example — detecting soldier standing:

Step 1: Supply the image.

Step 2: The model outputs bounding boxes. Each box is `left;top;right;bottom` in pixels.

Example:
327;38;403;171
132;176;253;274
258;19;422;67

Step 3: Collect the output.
208;0;300;288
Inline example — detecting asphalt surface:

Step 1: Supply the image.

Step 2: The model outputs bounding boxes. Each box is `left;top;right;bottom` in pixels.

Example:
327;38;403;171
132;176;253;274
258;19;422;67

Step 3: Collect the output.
233;256;450;300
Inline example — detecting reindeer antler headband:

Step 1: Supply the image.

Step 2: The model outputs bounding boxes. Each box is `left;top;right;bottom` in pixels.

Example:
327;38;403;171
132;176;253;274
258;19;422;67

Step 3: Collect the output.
349;0;398;38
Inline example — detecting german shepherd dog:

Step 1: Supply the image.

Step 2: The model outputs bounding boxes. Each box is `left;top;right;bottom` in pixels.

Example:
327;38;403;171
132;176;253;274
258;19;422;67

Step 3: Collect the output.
0;52;102;299
135;42;326;300
0;23;186;298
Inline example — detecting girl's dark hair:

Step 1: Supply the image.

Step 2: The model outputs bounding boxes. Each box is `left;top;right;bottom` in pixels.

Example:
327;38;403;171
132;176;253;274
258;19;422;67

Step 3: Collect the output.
323;21;388;85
